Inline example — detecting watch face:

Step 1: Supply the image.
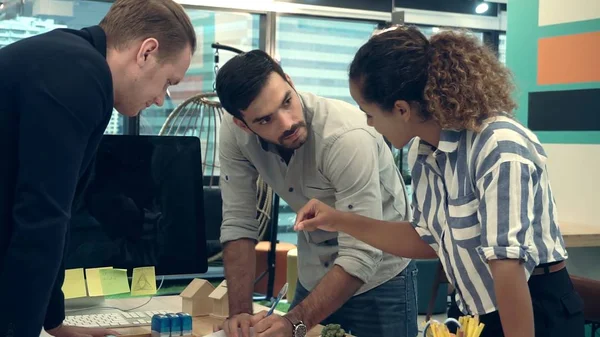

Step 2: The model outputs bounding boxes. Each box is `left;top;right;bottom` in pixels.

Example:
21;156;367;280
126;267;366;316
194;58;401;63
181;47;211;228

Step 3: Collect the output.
295;324;308;337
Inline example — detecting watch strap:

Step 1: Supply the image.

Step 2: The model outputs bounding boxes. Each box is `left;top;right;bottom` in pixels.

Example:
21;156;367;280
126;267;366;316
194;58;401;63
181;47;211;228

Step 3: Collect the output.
283;315;303;337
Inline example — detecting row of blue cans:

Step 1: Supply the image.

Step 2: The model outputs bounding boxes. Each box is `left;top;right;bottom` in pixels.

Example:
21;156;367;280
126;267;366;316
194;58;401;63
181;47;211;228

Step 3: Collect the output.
151;312;193;337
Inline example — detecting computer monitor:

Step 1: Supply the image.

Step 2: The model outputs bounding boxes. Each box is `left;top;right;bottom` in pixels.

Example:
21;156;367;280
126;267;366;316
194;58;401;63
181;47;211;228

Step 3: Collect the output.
65;135;208;278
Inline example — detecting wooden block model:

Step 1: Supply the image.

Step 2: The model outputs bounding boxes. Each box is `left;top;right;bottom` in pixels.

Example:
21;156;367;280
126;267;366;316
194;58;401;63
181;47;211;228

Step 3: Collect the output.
209;280;229;318
180;278;216;317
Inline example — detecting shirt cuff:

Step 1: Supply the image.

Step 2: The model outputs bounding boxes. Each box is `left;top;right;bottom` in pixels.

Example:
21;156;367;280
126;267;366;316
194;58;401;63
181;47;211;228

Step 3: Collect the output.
477;246;538;273
334;250;382;284
219;219;260;244
44;300;64;331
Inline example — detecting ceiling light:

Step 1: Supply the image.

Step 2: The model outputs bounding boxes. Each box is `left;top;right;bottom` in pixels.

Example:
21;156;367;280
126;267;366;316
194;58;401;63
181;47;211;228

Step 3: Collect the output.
475;2;489;14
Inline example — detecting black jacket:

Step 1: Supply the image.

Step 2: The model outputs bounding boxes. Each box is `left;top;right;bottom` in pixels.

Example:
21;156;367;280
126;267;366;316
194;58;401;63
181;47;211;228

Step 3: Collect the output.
0;26;113;337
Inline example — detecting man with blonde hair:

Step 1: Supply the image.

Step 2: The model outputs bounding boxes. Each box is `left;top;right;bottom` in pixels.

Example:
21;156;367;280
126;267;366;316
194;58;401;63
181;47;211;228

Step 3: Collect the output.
0;1;196;336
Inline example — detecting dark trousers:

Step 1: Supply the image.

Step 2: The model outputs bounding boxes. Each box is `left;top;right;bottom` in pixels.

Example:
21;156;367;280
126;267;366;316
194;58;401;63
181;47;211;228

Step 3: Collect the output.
448;267;585;337
290;261;418;337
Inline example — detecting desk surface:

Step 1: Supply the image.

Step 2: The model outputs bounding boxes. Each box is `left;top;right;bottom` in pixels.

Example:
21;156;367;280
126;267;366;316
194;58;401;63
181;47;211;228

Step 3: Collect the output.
560;222;600;248
77;296;331;337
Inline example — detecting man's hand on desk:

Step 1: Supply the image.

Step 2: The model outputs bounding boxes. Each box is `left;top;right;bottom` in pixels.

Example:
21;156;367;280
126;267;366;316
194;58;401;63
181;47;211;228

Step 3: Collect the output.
253;312;293;337
46;324;119;337
214;312;263;337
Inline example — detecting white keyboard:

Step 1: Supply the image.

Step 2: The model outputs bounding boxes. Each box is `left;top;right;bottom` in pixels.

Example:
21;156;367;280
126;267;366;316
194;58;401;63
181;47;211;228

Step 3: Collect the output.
64;310;169;328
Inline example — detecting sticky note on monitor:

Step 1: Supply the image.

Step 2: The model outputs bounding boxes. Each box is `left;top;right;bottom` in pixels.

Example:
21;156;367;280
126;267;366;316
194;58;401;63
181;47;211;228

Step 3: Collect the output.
99;268;130;295
62;268;87;299
131;266;157;296
85;267;113;297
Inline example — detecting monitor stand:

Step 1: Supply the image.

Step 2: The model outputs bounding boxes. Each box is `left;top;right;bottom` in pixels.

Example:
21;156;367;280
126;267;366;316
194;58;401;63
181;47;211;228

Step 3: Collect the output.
65;296;106;310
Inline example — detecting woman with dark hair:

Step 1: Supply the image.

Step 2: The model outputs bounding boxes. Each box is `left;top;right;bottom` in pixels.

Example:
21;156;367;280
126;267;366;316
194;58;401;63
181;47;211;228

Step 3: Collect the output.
294;25;584;337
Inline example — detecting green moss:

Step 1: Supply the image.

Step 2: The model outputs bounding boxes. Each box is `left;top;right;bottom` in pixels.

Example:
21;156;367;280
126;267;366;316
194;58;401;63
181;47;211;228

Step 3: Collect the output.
321;323;346;337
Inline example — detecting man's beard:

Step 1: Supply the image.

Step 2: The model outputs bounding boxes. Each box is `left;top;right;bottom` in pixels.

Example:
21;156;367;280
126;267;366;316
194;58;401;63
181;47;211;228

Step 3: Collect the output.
277;121;306;145
253;122;307;151
248;121;308;151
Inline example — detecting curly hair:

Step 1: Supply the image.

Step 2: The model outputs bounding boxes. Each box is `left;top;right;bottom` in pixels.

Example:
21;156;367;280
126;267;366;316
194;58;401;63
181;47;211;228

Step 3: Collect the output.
349;26;517;131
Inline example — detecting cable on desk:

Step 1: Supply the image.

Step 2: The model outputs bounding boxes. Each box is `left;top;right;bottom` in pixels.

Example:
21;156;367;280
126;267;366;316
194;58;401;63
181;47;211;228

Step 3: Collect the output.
65;276;165;313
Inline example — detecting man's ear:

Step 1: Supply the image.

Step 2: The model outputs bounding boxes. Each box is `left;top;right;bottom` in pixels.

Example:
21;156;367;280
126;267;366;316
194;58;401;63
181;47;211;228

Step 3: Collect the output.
137;38;159;67
233;117;253;134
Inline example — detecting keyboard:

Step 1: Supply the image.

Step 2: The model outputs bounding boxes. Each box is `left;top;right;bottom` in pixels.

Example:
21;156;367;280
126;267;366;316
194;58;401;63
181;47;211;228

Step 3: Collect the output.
64;310;169;328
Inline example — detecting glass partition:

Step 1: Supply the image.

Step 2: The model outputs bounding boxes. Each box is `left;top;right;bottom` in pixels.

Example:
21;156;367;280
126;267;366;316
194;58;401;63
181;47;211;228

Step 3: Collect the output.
276;15;378;105
499;33;506;64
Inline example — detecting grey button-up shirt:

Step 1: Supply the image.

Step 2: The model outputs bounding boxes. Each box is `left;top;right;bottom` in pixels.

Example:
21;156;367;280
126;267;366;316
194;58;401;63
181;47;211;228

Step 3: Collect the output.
219;91;411;295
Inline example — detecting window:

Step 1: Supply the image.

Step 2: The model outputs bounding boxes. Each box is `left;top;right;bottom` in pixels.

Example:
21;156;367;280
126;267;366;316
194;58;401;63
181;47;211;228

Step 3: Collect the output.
419;25;484;42
275;15;378;243
499;33;506;64
0;0;125;134
140;10;260;179
276;15;378;105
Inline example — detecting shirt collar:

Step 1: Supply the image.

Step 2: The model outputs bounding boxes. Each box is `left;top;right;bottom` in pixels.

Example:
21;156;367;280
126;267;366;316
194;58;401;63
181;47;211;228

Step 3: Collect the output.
417;129;462;156
437;129;462;153
83;25;107;59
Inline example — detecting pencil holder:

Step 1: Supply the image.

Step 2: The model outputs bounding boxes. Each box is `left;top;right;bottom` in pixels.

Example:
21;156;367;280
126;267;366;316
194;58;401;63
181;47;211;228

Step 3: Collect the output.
422;318;461;337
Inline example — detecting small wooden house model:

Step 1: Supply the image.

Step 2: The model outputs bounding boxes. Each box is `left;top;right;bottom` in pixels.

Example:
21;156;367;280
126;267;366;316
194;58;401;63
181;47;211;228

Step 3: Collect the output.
180;278;215;316
209;280;229;318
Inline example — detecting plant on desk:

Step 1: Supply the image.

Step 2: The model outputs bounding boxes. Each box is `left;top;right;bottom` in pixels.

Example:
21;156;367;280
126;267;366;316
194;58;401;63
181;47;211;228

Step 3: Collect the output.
321;323;346;337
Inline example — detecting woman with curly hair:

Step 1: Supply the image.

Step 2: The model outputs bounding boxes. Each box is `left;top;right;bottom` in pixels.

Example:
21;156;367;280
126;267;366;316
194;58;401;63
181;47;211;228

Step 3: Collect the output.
294;26;584;337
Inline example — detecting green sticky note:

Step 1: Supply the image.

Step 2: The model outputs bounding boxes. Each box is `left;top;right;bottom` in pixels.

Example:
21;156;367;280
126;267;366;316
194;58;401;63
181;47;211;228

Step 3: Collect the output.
99;268;130;295
85;267;113;297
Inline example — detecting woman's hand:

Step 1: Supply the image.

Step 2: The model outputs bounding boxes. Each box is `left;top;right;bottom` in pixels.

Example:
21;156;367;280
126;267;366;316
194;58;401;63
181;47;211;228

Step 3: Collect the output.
294;199;341;232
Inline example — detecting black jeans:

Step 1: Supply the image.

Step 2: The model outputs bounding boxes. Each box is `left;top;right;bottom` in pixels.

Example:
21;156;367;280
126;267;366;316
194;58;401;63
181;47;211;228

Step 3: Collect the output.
448;267;585;337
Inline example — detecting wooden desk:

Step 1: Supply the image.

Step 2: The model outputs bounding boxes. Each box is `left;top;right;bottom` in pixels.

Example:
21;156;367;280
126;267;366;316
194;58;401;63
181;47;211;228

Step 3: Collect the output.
560;222;600;248
80;296;330;337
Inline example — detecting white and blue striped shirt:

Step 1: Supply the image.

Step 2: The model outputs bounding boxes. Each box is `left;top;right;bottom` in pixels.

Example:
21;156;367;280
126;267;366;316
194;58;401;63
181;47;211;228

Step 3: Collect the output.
408;115;568;315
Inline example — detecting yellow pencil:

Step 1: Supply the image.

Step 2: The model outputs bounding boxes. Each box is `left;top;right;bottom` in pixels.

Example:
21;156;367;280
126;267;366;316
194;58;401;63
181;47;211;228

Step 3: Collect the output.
469;318;477;337
474;323;485;337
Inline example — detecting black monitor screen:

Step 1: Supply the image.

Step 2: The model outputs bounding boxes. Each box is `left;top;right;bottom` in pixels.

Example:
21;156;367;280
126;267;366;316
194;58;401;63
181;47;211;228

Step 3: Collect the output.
65;135;208;276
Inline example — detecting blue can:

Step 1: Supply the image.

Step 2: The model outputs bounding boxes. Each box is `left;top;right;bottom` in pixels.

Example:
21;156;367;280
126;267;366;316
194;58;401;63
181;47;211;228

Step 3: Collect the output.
151;314;171;337
177;312;193;336
168;313;182;336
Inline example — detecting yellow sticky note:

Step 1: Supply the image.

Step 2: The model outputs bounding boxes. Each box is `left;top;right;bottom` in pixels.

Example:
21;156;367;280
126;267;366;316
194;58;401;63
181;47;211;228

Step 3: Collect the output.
62;268;87;299
85;267;113;297
131;266;157;296
99;268;130;295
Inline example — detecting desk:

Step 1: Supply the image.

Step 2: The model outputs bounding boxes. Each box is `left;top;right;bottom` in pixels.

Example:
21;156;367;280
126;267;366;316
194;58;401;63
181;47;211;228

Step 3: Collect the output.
560;222;600;248
76;296;332;337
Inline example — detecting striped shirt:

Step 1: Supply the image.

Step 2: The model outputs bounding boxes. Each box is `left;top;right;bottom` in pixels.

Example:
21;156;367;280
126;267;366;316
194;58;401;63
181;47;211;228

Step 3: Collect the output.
408;115;568;315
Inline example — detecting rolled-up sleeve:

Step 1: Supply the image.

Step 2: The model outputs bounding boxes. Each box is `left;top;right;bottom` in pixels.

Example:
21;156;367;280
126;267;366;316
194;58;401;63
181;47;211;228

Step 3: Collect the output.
410;190;440;252
407;140;440;252
218;118;261;244
322;130;385;283
476;160;538;273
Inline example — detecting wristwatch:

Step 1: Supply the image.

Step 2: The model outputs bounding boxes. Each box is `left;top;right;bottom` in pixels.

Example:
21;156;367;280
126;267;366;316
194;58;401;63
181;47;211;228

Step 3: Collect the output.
284;316;307;337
